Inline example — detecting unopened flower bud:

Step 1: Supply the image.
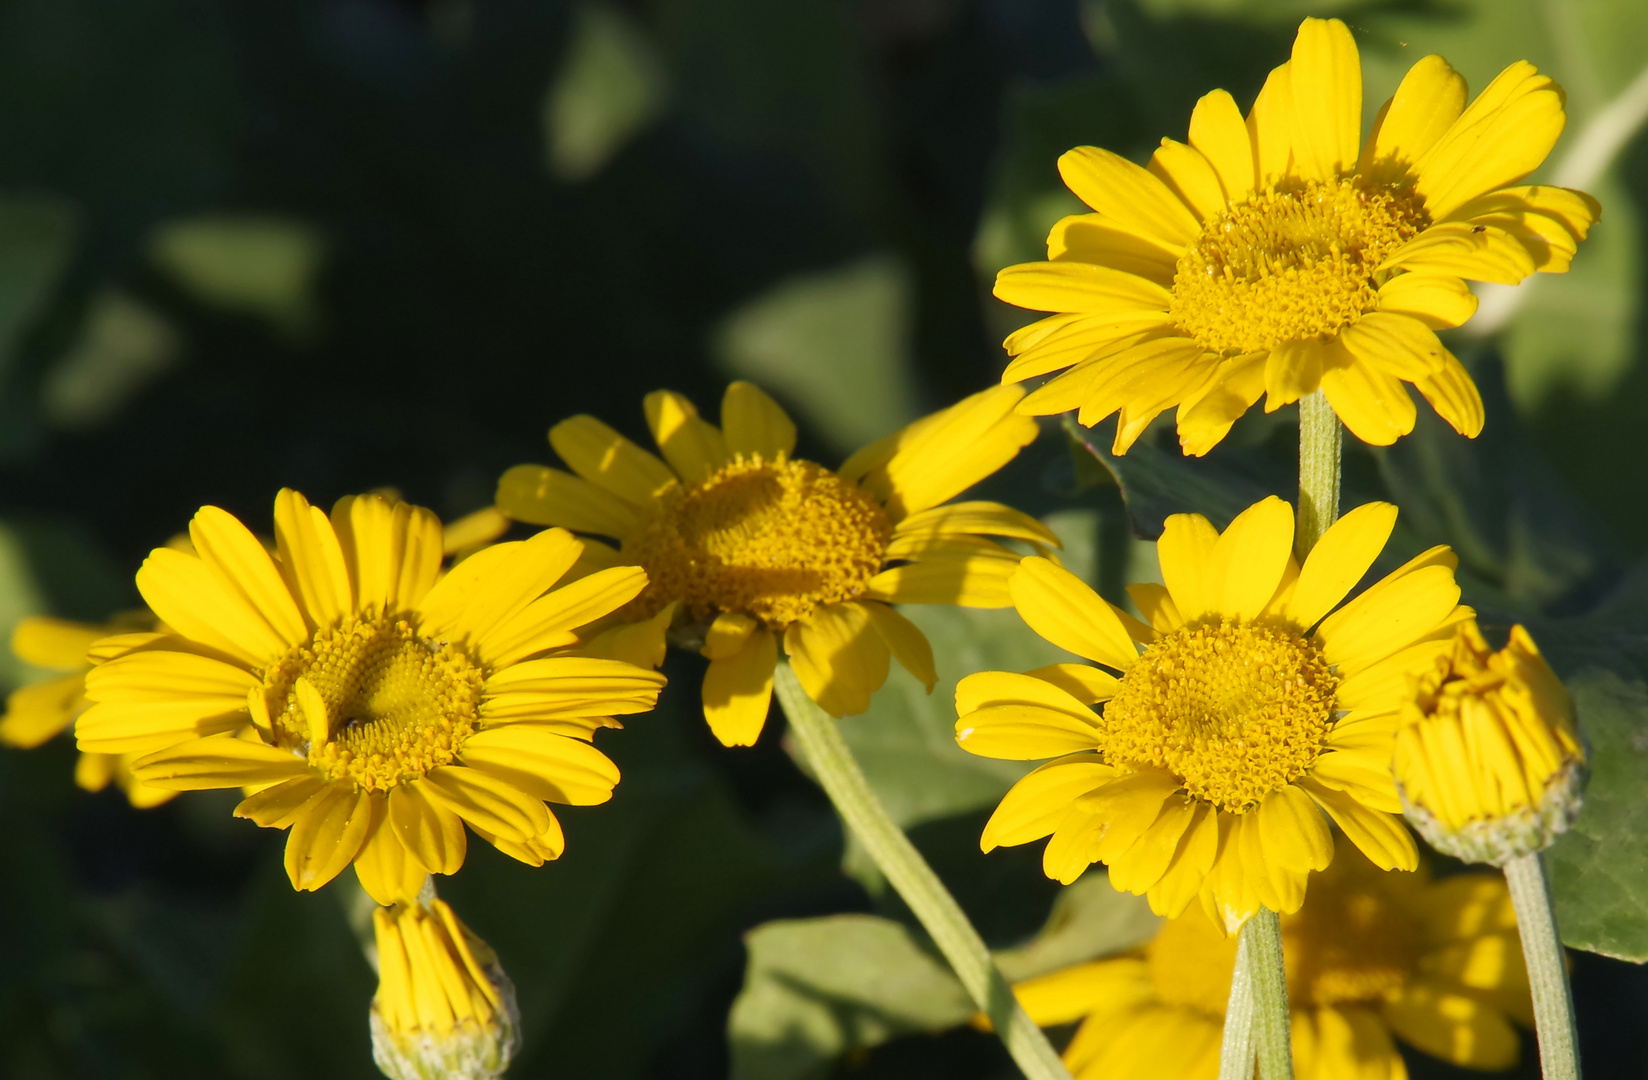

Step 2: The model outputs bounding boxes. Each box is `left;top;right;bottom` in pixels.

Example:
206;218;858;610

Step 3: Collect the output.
370;899;520;1080
1395;622;1586;866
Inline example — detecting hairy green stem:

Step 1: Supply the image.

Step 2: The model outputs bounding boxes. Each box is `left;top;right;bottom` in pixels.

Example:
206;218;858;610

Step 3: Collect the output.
774;662;1073;1080
1217;927;1257;1080
1295;391;1341;557
1245;910;1293;1080
1504;854;1584;1080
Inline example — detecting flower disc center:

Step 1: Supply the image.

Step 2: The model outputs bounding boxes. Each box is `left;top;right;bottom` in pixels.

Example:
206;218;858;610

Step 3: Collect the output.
1102;618;1337;812
1169;179;1428;356
623;455;891;629
264;615;486;791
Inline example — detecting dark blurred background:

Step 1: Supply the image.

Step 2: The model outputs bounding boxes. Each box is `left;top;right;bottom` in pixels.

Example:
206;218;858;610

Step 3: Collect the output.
1;1;1646;1077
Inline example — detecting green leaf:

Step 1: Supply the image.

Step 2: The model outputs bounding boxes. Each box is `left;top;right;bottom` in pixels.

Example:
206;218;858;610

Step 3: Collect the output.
1533;603;1648;961
542;3;670;182
1376;357;1622;615
728;914;975;1080
993;874;1158;983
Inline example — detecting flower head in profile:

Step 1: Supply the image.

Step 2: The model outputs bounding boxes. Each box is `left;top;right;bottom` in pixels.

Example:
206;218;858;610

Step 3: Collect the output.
2;614;178;808
1009;840;1532;1078
80;490;665;902
995;16;1598;455
371;897;519;1080
957;496;1474;929
495;381;1049;745
1395;621;1586;865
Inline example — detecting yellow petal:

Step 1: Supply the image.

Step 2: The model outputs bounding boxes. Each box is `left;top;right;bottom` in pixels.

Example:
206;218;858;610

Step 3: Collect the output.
0;674;84;748
643;390;729;485
1445;185;1600;273
284;784;374;891
1148;138;1225;222
720;381;797;459
993;260;1172;316
1309;749;1401;813
1056;146;1199;248
1416;61;1568;220
1149;803;1218;918
1086;769;1183;864
74;751;118;793
1188;88;1254;203
136;548;287;668
1361;54;1467;184
1316;564;1460;672
10;616;106;669
388;781;467;875
1107;796;1197;895
577;604;673;671
1288;18;1361;181
1247;62;1294;189
1156;512;1220;622
354;806;430;906
866;540;1020;608
1175;351;1268;457
1299;777;1417;871
273;489;353;629
130;735;306;790
494;464;644;540
473;565;649;668
1125;583;1182;633
1384;979;1519;1070
701;628;777;747
419;765;553;843
783;603;890;718
1319;352;1416;446
1414;349;1485;438
1007;557;1137;671
190;505;308;648
1257;784;1333;873
1378;222;1536;285
955;669;1100;718
862;603;935;693
1009;957;1150;1028
1019;663;1118;705
460;723;621;805
1288;501;1398;628
981;753;1112;849
892;500;1060;548
861;385;1041;520
441;506;511;556
701;611;758;661
955;703;1101;760
481;655;665;720
549;414;678;505
1263;338;1325;411
1375;273;1478;330
1046;215;1179;286
1338;312;1447;382
1003;316;1176;385
1209;496;1294;621
417;528;583;647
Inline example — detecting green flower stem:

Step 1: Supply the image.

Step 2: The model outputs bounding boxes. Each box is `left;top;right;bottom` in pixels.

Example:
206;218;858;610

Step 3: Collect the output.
1504;853;1584;1080
773;661;1073;1080
1217;927;1257;1080
1245;910;1293;1080
1295;391;1341;557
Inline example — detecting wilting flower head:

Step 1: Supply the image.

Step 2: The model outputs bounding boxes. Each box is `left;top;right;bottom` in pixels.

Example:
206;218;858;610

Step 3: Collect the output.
370;898;519;1080
1395;622;1585;865
1;614;177;808
495;381;1049;744
80;490;665;902
1009;841;1532;1078
958;497;1475;929
995;16;1598;455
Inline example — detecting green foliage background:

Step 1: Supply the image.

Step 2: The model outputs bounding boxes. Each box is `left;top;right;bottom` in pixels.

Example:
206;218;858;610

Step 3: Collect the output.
0;1;1645;1077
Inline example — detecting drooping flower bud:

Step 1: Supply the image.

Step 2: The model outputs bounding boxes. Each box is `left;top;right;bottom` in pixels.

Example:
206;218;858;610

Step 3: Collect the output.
369;899;520;1080
1394;622;1586;866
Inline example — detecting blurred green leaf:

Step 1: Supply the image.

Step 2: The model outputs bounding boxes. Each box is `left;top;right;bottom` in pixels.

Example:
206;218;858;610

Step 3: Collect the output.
992;874;1157;983
1531;596;1648;961
149;215;325;340
543;3;670;182
1377;358;1623;614
728;914;975;1080
712;254;920;453
42;290;180;430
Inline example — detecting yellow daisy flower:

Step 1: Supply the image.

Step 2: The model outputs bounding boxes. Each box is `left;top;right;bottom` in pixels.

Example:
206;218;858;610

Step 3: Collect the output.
495;381;1048;745
1396;621;1586;865
1;614;177;808
1009;840;1532;1079
80;490;666;902
957;496;1474;929
994;16;1598;455
371;898;519;1080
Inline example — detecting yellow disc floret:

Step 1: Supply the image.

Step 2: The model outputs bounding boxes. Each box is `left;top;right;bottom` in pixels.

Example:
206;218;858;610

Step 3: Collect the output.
263;615;486;792
623;454;891;629
1102;618;1337;812
1170;179;1428;357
